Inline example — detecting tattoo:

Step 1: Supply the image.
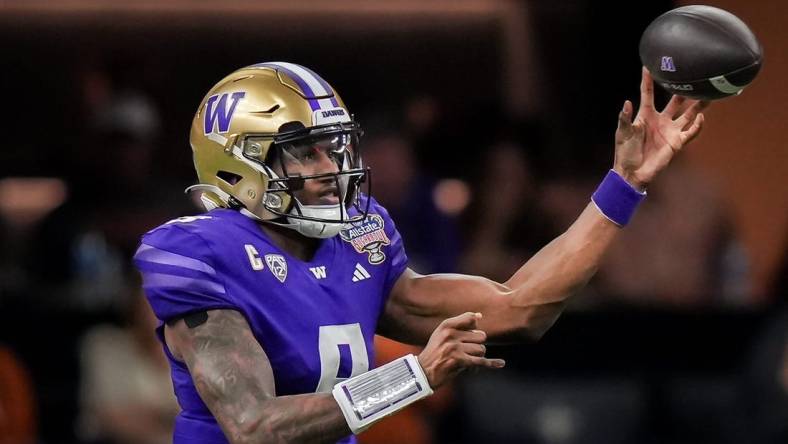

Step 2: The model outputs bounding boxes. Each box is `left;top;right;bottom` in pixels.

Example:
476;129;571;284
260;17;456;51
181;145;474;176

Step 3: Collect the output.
255;393;351;444
173;310;350;443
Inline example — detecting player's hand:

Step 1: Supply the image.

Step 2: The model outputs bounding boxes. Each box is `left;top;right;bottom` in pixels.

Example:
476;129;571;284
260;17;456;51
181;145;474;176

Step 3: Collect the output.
417;312;505;389
613;67;709;190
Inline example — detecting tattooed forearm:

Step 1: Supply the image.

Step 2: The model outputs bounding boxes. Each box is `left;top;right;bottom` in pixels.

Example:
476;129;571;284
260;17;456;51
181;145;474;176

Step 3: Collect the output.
252;392;351;444
168;310;350;444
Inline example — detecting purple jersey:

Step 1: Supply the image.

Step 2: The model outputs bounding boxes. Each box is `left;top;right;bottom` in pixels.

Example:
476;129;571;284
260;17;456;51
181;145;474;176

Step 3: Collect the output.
133;197;408;444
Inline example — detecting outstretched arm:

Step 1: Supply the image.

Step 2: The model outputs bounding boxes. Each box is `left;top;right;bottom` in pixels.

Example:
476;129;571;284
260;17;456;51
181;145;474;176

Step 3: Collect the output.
380;204;620;344
165;309;503;443
379;68;708;345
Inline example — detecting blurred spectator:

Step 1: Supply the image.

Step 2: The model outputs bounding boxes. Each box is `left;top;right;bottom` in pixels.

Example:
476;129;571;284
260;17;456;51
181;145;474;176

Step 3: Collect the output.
592;162;750;307
0;76;177;442
458;372;646;444
24;81;190;312
5;64;193;443
363;131;463;273
457;145;753;311
0;345;37;444
78;285;178;444
402;94;446;175
0;177;68;296
460;143;556;282
404;94;441;139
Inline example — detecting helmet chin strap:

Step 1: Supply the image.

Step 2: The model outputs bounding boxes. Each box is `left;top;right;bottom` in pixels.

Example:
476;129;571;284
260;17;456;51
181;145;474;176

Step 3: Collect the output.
186;184;350;239
272;162;352;238
253;211;344;239
285;203;346;239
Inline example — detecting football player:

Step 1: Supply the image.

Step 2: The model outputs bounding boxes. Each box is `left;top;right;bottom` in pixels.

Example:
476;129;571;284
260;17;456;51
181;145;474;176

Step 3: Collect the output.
134;62;706;443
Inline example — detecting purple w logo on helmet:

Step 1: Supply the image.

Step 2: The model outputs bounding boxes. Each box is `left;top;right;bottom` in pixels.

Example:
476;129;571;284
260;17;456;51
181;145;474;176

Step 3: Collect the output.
203;92;246;134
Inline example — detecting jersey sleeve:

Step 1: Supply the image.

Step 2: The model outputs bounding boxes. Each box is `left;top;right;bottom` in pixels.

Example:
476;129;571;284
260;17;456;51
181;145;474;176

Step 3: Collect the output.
133;223;237;322
369;198;409;298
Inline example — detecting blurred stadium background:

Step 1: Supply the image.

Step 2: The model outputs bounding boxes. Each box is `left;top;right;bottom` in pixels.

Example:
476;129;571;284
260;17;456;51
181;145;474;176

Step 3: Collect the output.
1;1;786;443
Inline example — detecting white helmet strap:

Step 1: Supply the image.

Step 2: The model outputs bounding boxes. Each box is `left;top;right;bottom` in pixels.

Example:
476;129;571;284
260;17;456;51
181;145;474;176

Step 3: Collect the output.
285;203;346;239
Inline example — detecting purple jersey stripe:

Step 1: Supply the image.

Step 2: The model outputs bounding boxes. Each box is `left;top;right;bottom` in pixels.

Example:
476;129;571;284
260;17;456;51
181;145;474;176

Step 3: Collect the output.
136;244;217;276
253;63;321;111
142;272;226;296
136;260;218;282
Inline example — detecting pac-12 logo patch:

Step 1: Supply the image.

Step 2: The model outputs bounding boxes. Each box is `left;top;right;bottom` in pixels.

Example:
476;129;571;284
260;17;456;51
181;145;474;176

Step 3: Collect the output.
264;254;288;283
340;214;390;265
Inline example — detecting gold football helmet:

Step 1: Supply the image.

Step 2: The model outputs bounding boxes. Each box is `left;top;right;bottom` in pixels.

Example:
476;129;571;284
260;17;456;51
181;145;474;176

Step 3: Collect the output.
188;62;369;238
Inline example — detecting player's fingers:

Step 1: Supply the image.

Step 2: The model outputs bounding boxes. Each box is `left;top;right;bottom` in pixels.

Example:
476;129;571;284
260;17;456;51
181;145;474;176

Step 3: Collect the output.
683;100;710;127
467;355;506;369
441;312;481;331
461;343;487;357
456;329;487;344
675;100;708;128
630;118;647;146
639;67;655;111
663;94;687;118
643;114;703;174
679;113;704;145
616;100;634;140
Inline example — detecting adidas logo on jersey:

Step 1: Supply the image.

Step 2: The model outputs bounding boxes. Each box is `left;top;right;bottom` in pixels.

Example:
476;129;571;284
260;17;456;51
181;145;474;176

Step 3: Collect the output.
309;266;327;279
351;263;371;282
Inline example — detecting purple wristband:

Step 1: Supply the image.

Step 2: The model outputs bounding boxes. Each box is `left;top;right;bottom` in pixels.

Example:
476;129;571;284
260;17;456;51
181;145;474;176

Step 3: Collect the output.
591;170;646;226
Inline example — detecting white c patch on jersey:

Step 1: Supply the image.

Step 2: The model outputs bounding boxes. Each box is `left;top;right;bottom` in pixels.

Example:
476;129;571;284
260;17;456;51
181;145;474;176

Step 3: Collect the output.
244;244;265;271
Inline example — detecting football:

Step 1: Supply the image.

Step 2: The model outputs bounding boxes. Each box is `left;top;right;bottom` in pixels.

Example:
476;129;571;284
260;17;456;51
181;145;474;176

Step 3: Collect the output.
639;5;763;100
